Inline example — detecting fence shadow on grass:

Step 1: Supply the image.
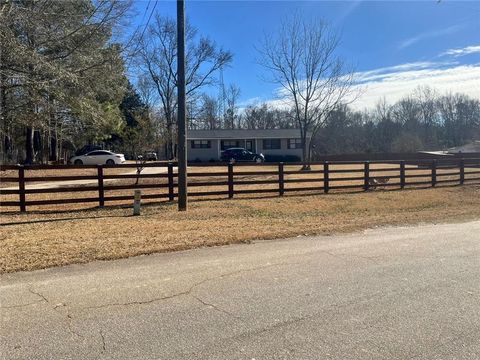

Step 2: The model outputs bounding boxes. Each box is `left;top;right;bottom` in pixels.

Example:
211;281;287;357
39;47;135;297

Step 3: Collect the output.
2;182;468;226
0;214;131;227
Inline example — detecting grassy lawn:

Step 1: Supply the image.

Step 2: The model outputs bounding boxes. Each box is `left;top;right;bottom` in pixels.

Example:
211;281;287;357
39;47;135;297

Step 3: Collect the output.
1;185;479;273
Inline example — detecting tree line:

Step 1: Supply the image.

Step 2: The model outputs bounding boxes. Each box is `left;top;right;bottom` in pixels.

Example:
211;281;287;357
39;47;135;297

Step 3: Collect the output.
0;0;232;163
314;88;480;156
187;86;480;157
1;3;478;164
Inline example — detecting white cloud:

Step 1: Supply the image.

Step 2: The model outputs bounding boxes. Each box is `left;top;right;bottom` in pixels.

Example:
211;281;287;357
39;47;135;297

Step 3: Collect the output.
353;61;457;83
256;62;480;112
238;97;263;108
398;24;464;50
349;46;480;109
349;63;480;110
440;45;480;57
245;43;480;112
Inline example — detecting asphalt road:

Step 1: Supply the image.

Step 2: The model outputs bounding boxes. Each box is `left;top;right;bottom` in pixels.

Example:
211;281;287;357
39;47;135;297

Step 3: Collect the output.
1;221;479;359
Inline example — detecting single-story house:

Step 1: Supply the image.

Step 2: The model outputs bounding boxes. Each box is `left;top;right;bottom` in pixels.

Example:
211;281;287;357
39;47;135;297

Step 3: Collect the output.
187;128;306;162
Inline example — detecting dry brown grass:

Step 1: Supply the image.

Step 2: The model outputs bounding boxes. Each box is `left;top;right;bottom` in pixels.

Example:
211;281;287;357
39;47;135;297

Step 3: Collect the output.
1;185;479;273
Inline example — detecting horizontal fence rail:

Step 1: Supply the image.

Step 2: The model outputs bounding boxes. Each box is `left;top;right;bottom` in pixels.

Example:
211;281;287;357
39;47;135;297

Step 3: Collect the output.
1;158;479;212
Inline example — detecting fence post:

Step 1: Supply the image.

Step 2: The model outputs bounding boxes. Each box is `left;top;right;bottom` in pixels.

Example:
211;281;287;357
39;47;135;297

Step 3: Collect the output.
431;159;437;187
228;162;234;198
323;161;329;193
97;165;104;207
364;161;370;191
459;159;465;185
18;166;26;212
400;161;406;189
278;162;284;196
168;162;174;201
133;190;141;216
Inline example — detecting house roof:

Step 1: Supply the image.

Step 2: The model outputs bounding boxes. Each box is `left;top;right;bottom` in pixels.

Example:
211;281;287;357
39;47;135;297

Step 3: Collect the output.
187;128;301;139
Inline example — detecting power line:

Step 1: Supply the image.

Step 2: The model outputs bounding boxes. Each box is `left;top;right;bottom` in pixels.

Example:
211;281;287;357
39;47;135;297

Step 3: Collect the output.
141;0;151;24
137;0;157;47
124;0;158;70
119;1;151;54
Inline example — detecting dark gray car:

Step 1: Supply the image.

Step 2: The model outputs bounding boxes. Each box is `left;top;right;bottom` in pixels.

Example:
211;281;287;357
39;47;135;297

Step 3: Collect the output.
220;148;265;163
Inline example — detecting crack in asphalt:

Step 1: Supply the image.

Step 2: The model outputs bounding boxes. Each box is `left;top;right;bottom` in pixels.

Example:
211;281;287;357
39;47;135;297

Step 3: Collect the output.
81;289;193;310
28;288;49;303
0;302;44;309
79;262;291;313
190;294;240;319
99;329;106;353
28;288;83;338
214;267;475;348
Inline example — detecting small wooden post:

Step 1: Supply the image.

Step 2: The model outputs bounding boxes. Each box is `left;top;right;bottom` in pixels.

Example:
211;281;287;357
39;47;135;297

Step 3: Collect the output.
400;161;406;189
97;165;104;207
323;161;329;193
278;162;284;196
228;162;234;198
167;162;174;201
431;159;437;187
459;159;465;185
133;190;141;216
18;166;26;212
364;161;370;191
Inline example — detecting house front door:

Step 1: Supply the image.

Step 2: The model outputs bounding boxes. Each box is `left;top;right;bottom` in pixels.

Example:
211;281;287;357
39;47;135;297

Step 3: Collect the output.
246;140;254;152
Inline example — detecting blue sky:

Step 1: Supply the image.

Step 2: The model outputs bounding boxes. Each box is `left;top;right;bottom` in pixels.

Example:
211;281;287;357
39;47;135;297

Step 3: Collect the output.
130;1;480;110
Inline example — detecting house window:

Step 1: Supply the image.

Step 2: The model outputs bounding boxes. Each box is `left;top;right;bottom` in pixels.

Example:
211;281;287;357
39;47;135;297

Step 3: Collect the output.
191;140;211;149
287;138;302;149
221;140;240;150
262;139;281;150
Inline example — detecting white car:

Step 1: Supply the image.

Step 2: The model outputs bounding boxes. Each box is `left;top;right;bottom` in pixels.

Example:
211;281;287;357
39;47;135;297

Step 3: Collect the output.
70;150;126;165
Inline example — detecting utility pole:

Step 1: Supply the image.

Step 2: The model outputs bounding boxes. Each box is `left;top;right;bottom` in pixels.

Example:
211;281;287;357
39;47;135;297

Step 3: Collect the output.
177;0;187;211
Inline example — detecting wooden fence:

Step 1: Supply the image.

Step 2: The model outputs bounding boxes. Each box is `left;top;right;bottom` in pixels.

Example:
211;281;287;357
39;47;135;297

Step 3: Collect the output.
1;158;480;212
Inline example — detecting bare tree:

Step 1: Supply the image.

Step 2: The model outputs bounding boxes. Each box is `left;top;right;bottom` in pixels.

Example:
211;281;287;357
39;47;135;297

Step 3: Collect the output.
242;103;293;130
258;15;356;168
136;14;232;159
437;93;480;147
413;86;440;147
198;94;219;130
373;97;391;123
224;84;241;129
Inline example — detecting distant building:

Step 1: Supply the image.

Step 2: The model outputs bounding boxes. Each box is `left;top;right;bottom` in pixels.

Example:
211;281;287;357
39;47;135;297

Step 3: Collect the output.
447;141;480;154
187;129;306;162
418;140;480;160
